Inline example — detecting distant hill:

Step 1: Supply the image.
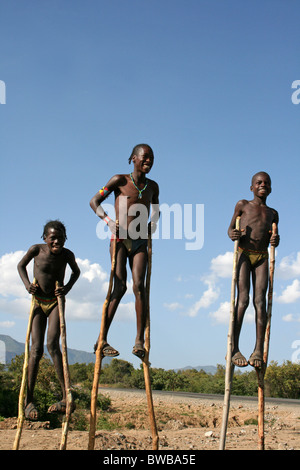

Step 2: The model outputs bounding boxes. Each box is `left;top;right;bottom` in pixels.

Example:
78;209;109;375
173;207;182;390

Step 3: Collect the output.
0;335;111;366
174;365;217;375
0;335;217;373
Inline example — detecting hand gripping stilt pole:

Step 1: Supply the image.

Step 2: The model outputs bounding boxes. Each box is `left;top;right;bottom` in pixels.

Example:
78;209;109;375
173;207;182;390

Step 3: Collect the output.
88;231;117;450
13;279;37;450
142;234;159;450
219;217;240;450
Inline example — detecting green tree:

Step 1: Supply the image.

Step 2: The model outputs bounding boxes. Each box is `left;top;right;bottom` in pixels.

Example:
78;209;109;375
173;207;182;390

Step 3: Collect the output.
129;365;145;389
70;362;94;387
0;363;18;417
100;359;134;385
140;368;189;392
8;354;61;423
265;361;300;398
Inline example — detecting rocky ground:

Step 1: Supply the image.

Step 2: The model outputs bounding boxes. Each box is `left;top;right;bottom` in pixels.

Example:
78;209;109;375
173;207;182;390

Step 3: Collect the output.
1;389;299;451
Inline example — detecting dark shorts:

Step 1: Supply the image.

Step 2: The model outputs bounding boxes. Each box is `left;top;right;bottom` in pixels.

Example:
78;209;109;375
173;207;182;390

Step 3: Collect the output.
111;236;148;256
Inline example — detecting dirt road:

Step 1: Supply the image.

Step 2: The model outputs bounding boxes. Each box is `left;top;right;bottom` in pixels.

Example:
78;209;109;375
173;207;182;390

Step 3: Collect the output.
1;389;299;451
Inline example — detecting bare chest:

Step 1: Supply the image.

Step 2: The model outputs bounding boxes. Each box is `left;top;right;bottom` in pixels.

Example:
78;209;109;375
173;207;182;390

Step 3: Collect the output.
116;178;153;208
34;250;66;275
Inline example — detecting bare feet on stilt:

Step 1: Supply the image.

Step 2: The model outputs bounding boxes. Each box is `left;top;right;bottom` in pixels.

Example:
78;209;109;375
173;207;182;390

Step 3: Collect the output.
132;342;145;360
231;350;248;368
25;402;38;421
48;400;76;414
93;340;119;357
248;350;264;369
102;343;120;358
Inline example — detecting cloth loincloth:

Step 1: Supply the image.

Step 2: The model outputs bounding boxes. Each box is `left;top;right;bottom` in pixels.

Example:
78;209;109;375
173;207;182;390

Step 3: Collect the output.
34;294;58;316
238;246;269;267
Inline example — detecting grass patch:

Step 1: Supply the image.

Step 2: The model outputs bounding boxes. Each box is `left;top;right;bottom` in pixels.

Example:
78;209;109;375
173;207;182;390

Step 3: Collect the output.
244;418;258;426
97;413;120;431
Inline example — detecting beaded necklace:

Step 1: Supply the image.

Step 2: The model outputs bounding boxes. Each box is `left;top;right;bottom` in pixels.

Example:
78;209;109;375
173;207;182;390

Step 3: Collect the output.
130;173;148;199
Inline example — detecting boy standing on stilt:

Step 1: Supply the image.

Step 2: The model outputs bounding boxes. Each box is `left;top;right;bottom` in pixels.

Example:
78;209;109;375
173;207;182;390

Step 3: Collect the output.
228;172;279;369
17;220;80;420
90;144;159;360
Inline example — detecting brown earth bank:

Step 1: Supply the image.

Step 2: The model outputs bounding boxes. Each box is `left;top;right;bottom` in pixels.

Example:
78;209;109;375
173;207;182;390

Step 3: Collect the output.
1;389;300;451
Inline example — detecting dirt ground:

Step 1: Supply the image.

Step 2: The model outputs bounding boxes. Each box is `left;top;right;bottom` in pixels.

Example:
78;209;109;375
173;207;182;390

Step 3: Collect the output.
1;389;299;451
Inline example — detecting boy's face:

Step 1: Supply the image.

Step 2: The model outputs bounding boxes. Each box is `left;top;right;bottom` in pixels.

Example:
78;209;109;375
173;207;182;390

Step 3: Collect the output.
44;228;65;254
132;146;154;173
251;173;271;199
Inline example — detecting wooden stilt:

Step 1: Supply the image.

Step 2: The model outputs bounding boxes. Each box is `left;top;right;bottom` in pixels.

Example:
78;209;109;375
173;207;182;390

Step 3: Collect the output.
142;234;159;450
88;230;118;450
256;222;276;450
219;217;240;450
13;279;36;450
56;281;72;450
88;227;158;450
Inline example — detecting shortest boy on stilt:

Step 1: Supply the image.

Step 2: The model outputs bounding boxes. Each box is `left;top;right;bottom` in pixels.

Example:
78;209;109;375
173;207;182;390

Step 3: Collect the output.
228;172;279;369
17;220;80;421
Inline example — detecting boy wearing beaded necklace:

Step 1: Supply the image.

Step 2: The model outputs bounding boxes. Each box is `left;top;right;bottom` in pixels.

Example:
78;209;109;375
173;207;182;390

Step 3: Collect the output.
90;144;159;360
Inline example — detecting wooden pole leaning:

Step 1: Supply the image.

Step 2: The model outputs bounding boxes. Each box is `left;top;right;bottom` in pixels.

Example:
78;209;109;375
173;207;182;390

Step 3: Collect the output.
142;233;159;450
256;222;276;450
219;216;240;450
56;281;72;450
88;226;118;450
13;278;36;450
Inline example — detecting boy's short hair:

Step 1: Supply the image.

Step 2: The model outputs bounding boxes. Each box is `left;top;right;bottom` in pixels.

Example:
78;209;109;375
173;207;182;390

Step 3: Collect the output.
251;171;271;185
128;143;154;164
42;220;67;240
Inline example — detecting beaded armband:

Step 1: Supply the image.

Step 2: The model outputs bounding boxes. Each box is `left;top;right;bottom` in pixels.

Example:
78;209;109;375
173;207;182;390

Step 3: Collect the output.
104;216;112;225
99;186;109;197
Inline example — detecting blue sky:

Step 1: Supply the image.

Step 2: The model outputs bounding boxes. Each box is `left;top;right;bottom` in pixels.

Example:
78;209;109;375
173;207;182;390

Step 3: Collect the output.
1;0;300;371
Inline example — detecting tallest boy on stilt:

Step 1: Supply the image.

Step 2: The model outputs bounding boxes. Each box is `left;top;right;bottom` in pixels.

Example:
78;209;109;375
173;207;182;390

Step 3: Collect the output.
90;144;160;360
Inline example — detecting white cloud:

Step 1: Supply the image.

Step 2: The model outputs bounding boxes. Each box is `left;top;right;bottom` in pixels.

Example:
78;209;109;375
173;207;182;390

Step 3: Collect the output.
0;251;30;298
282;313;300;323
0;251;135;323
210;249;300;283
115;302;135;322
0;297;31;318
180;251;234;318
209;301;230;324
182;250;237;318
0;320;15;329
182;249;300;321
209;301;255;325
277;279;300;304
210;252;234;278
66;298;135;322
80;259;107;283
277;252;300;279
163;302;183;311
184;293;194;299
185;280;219;317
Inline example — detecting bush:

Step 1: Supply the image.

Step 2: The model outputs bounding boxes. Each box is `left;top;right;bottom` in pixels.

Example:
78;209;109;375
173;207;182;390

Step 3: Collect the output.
0;364;18;417
265;361;300;398
2;354;300;427
8;354;63;425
